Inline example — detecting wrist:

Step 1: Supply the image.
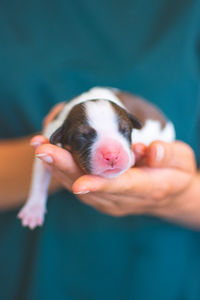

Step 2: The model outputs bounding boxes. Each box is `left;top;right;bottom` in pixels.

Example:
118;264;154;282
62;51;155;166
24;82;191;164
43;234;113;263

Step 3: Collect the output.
153;172;200;229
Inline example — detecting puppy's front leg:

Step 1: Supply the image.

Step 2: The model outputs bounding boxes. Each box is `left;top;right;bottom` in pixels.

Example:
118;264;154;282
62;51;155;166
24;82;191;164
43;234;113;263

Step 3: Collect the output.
18;158;51;229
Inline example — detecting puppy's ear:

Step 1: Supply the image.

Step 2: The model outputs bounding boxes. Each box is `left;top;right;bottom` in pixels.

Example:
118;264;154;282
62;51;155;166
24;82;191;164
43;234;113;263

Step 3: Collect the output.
128;113;142;129
50;126;64;145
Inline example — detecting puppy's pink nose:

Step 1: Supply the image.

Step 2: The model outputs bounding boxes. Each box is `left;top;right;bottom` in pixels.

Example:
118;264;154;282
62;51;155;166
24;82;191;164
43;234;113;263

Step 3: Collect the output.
102;151;119;167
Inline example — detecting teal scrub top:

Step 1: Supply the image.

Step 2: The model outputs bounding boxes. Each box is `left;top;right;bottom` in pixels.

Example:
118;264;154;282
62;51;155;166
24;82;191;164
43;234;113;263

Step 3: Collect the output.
0;1;200;300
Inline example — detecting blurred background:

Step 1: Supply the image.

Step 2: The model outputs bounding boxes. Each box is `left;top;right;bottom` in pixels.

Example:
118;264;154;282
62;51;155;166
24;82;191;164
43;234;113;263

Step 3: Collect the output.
0;1;199;299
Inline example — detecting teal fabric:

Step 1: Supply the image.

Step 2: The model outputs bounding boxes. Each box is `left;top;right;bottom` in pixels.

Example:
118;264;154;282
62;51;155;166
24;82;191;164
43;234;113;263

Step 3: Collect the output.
0;1;200;299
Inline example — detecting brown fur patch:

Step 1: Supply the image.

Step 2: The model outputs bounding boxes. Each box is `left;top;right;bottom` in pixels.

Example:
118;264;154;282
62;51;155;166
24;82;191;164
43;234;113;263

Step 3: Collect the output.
115;91;167;129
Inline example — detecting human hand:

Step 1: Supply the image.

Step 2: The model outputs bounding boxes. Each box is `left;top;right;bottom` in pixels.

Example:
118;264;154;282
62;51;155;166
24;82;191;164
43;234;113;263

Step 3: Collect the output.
31;102;84;192
71;141;197;218
31;104;199;228
33;133;199;226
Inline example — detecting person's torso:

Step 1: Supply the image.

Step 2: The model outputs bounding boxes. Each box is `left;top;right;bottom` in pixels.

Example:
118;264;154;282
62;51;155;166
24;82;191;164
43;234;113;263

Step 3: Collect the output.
0;1;200;300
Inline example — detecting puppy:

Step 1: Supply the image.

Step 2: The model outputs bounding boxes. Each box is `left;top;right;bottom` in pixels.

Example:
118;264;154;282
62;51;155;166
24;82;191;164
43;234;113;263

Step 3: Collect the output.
18;87;175;229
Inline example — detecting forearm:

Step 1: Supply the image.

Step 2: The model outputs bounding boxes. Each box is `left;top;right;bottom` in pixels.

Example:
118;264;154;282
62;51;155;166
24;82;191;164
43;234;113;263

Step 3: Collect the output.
0;136;61;211
154;171;200;229
0;137;35;210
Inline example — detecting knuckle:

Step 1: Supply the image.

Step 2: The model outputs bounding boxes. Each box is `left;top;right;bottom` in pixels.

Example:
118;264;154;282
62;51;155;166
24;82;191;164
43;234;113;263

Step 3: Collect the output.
151;182;170;203
176;141;195;159
184;143;194;158
152;189;166;202
77;196;94;206
187;148;196;171
176;142;197;172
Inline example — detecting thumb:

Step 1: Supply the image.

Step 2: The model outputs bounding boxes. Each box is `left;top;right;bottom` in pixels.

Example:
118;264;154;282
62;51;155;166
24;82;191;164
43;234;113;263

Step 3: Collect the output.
35;143;82;176
146;141;196;173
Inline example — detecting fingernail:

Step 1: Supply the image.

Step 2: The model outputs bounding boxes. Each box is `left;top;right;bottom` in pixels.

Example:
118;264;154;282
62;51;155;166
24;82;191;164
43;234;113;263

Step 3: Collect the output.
36;153;53;163
74;190;90;195
155;144;164;162
30;141;42;148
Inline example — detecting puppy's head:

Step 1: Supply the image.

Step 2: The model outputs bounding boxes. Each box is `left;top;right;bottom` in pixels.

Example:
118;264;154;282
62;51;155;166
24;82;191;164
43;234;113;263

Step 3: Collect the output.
50;99;142;178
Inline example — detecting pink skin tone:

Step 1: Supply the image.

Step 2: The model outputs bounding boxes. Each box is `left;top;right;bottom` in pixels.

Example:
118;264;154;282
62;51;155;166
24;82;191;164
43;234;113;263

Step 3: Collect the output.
18;203;45;228
17;105;146;229
30;134;143;191
29;105;200;229
19;135;135;229
91;138;134;178
31;134;200;230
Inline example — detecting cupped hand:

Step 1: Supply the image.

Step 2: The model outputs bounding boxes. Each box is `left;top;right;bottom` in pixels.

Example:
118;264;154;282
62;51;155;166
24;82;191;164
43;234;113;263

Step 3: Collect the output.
31;103;198;226
71;141;197;217
32;135;197;220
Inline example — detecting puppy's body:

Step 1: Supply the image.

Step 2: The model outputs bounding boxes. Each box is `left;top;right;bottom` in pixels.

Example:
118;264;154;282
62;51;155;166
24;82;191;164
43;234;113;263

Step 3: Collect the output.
18;87;175;229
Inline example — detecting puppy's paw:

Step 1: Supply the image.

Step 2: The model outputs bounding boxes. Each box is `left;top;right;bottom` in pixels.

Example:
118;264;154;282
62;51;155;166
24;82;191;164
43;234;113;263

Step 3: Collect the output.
18;202;46;229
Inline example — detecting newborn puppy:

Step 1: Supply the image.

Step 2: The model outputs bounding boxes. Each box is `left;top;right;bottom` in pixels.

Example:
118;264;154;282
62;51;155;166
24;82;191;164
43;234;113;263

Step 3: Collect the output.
18;87;175;229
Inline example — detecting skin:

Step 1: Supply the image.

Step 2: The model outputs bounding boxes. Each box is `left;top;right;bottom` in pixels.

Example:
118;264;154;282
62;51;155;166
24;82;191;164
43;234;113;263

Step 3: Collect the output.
1;104;199;229
32;105;200;230
0;137;60;210
0;136;35;210
0;104;65;210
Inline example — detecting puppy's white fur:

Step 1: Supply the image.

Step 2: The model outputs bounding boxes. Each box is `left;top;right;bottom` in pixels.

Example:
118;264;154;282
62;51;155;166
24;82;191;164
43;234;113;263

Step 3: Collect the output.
86;100;134;176
132;120;175;145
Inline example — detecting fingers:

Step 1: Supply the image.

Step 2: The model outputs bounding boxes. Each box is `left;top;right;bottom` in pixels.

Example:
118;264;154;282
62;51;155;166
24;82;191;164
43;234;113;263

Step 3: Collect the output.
72;168;151;195
132;143;147;162
78;192;124;216
146;141;196;173
43;102;66;128
30;135;49;148
35;143;82;177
